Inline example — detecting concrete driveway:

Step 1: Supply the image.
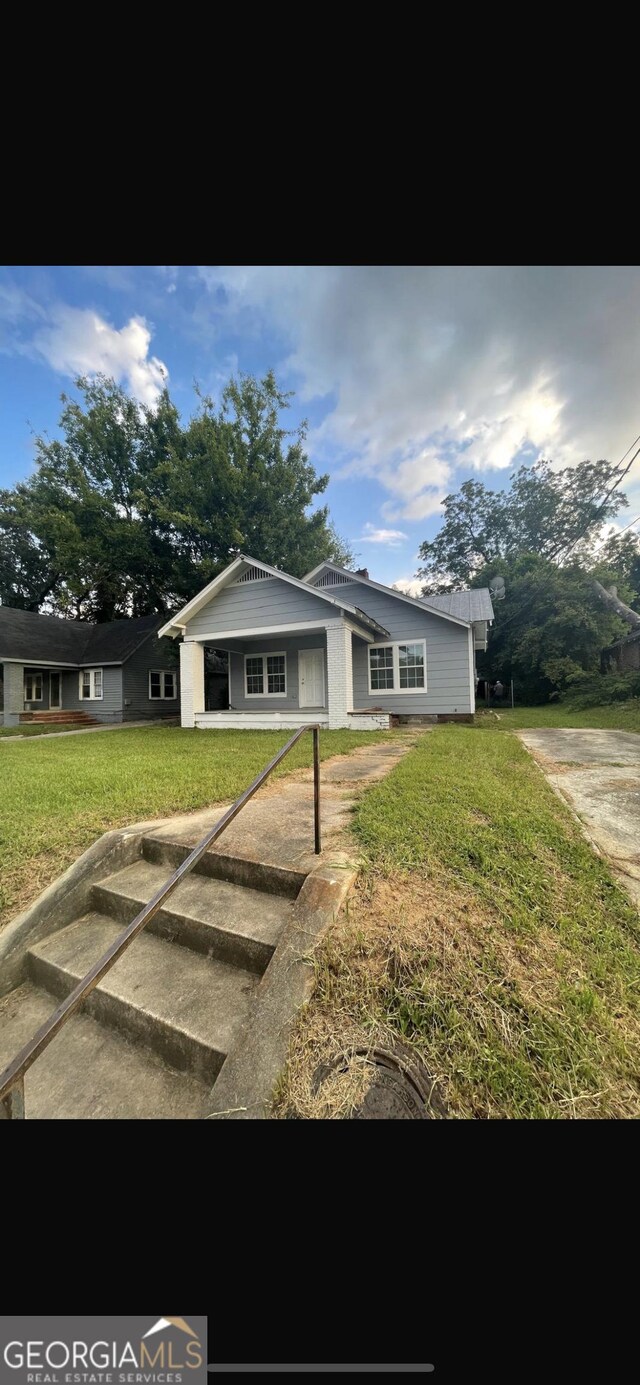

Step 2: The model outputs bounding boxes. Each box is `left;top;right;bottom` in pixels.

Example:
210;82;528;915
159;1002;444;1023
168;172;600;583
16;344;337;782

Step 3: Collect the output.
517;728;640;908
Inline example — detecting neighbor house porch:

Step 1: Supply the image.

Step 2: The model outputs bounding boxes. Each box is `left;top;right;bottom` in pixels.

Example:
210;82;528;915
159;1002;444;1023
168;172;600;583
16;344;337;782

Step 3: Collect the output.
178;622;391;732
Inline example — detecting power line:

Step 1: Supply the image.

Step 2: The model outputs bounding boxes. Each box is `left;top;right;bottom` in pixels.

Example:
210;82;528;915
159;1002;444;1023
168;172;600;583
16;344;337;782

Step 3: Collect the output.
611;510;640;539
488;432;640;638
554;437;640;565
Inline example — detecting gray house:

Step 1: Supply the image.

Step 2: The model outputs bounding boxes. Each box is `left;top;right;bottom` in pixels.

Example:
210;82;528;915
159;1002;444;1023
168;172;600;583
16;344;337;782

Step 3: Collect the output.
0;608;179;727
159;556;493;731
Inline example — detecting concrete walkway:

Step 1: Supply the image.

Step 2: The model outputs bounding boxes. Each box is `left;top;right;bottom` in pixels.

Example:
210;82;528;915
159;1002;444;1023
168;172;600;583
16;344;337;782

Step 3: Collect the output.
0;719;178;743
518;728;640;908
145;737;411;876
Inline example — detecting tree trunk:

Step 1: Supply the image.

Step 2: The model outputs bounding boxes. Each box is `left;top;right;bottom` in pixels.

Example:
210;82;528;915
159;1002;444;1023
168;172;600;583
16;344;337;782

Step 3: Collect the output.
591;580;640;628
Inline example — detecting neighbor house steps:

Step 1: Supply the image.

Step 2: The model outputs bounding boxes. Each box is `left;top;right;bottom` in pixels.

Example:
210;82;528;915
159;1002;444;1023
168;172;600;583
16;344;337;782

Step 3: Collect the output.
0;832;301;1119
19;710;100;725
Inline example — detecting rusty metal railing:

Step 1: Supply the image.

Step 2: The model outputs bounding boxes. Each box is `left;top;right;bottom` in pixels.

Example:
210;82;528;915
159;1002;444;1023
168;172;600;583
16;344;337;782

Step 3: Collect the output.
0;724;322;1120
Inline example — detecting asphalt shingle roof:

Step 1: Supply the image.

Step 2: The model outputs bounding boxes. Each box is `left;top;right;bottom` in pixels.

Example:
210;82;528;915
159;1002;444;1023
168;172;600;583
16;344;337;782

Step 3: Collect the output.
421;588;494;622
0;607;163;665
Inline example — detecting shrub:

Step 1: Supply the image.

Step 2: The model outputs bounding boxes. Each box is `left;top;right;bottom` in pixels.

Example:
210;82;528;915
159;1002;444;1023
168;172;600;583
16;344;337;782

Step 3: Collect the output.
562;671;640;709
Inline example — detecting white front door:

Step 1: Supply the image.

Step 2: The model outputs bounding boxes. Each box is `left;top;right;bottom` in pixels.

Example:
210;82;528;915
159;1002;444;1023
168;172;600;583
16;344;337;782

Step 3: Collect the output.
299;648;325;707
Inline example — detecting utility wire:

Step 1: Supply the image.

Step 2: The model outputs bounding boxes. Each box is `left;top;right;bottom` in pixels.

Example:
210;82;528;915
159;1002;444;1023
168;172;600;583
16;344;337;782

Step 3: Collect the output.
554;438;640;565
488;432;640;638
610;510;640;538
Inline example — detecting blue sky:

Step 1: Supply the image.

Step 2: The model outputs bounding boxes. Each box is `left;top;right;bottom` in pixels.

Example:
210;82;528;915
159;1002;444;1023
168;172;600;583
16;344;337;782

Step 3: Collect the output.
1;265;639;591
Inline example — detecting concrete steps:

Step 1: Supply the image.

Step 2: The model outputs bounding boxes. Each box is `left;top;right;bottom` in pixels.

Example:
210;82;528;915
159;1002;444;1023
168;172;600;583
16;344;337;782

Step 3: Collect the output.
92;859;293;973
19;710;99;725
0;983;210;1119
27;913;259;1085
2;837;298;1118
142;831;308;899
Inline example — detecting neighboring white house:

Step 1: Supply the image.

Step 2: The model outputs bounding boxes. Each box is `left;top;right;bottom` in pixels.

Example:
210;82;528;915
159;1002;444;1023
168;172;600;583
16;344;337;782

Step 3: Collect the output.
158;556;494;732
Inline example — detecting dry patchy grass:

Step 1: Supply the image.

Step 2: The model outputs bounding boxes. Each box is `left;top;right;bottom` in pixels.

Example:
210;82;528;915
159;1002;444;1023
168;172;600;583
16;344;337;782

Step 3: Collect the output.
276;728;640;1120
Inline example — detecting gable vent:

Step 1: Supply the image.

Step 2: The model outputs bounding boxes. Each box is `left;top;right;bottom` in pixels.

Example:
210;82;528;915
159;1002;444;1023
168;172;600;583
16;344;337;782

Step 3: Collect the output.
233;565;270;585
313;572;355;588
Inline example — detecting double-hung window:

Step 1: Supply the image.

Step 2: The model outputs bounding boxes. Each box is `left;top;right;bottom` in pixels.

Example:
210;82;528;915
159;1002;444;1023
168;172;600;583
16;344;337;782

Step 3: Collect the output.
244;652;287;698
24;672;43;701
79;668;103;700
149;670;177;700
368;640;426;694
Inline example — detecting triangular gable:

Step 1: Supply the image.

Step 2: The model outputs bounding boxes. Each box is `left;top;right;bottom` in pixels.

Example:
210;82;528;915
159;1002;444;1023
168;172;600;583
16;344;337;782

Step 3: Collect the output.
303;561;472;628
158;555;390;639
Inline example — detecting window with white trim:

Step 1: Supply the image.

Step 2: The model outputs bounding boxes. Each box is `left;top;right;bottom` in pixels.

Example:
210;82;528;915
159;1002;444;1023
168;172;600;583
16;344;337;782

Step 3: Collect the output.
79;668;103;700
244;651;287;697
24;672;43;701
149;670;177;700
368;640;426;694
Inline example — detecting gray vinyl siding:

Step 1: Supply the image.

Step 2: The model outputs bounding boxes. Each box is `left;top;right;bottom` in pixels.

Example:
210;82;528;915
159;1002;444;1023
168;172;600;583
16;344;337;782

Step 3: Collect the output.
328;581;473;714
60;666;123;722
122;632;180;720
228;634;328;712
186;577;338;637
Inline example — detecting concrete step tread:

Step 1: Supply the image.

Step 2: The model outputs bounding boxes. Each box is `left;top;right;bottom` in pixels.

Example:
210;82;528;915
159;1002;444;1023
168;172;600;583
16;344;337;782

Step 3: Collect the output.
28;913;257;1065
142;831;308;899
94;858;292;950
0;983;209;1119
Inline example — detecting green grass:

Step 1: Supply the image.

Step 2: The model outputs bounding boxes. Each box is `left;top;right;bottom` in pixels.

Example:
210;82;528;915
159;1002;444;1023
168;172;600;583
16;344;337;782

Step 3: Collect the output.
278;726;640;1119
0;724;391;928
0;722;93;738
475;699;640;732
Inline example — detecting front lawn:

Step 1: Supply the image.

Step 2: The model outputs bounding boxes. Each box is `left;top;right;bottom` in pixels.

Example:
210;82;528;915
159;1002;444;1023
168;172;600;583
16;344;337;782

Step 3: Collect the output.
0;725;391;929
277;726;640;1119
475;700;640;732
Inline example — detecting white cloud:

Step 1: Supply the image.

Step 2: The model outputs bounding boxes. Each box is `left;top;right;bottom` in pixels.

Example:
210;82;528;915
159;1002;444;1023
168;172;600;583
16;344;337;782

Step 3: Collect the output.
196;265;640;521
33;308;168;405
359;522;408;546
393;577;424;597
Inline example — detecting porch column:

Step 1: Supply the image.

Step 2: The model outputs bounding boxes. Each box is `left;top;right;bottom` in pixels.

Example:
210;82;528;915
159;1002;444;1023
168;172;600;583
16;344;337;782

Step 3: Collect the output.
325;624;353;729
2;662;24;727
179;641;205;728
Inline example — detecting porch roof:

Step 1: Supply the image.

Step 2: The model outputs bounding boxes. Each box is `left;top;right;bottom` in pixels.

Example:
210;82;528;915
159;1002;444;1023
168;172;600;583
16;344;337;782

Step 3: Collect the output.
158;554;390;641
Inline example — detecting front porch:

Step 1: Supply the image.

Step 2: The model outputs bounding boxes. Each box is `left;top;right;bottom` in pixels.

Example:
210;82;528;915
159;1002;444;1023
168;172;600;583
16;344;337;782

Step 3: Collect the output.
179;621;391;732
1;663;64;727
195;710;331;730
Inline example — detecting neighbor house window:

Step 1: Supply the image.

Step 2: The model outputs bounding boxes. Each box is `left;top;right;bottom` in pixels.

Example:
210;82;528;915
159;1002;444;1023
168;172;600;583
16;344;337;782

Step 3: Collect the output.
149;670;177;700
244;652;287;697
79;668;103;700
368;640;426;694
24;673;43;701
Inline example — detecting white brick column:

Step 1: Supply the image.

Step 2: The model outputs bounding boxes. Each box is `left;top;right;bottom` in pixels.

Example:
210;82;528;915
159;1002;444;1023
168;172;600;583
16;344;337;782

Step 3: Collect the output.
325;624;353;729
179;641;205;728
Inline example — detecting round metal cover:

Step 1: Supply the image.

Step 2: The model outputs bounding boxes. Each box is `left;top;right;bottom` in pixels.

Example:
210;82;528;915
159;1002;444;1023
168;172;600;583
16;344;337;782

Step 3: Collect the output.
312;1043;446;1119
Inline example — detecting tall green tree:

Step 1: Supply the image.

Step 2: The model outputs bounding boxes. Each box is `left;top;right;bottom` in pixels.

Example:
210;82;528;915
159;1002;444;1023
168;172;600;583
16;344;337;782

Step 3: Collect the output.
473;554;633;700
0;371;351;619
417;459;630;591
416;458;640;701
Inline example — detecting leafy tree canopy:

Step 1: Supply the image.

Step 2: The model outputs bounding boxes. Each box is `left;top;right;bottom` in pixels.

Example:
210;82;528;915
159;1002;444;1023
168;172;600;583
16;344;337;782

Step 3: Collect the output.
417;459;640;701
417;459;630;591
0;371;352;621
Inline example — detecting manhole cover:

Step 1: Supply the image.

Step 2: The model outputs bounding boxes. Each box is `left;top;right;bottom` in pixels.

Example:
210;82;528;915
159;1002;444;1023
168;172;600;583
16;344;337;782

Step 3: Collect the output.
312;1043;447;1119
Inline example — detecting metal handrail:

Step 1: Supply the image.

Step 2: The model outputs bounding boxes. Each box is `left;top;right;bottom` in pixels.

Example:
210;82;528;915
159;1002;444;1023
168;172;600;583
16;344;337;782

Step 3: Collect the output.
0;723;322;1119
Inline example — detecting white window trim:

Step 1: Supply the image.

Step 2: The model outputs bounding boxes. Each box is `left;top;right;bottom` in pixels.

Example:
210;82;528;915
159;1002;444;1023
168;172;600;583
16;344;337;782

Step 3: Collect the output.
24;672;43;702
367;639;427;695
148;669;178;700
79;668;104;700
244;651;288;698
